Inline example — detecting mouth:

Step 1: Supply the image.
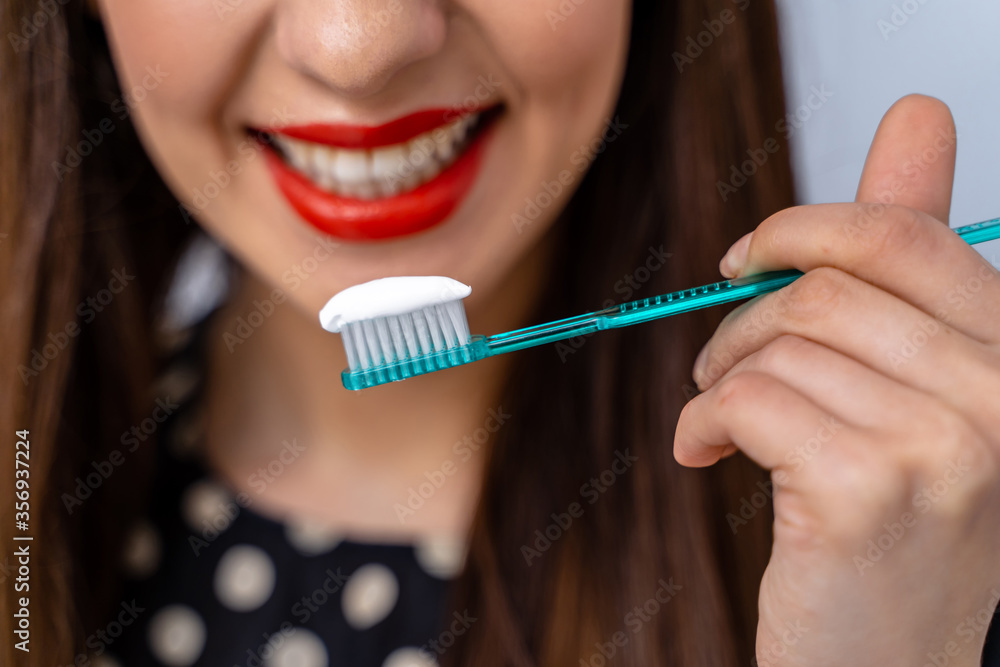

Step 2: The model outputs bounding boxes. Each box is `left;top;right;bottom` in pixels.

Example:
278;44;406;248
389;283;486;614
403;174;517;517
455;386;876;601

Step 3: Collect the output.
255;105;502;241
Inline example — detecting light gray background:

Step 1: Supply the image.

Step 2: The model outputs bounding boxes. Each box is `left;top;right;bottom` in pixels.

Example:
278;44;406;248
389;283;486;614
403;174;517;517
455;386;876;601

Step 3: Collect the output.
775;0;1000;265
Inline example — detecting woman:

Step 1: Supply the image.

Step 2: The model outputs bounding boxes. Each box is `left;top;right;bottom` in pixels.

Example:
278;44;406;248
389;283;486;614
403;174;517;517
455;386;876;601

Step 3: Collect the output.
2;0;998;665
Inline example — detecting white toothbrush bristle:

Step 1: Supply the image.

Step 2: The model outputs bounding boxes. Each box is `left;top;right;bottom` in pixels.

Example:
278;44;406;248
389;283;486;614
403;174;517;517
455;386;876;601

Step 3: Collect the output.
341;301;471;371
340;299;471;371
319;276;474;372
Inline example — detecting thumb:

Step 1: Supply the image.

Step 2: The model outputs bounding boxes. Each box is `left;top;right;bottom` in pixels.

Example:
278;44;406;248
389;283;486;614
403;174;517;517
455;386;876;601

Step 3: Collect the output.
855;94;957;224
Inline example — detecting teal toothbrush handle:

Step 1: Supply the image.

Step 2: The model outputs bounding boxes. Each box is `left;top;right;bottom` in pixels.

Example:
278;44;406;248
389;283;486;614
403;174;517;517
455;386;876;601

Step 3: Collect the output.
482;216;1000;356
481;269;802;354
338;217;1000;390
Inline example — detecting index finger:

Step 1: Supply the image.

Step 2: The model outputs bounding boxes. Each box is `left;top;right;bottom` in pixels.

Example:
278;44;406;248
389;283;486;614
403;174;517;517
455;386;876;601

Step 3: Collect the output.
727;203;1000;345
721;95;1000;344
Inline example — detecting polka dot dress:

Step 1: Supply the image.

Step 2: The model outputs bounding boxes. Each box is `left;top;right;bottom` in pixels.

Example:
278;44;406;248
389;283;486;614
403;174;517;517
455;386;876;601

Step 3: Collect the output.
107;311;468;667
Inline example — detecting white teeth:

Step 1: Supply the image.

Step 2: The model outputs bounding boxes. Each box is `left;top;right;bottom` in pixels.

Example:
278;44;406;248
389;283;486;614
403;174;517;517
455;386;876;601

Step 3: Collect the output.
371;145;407;181
434;131;455;161
370;145;408;196
333;150;370;183
269;112;480;199
284;139;311;168
311;147;335;190
407;136;436;169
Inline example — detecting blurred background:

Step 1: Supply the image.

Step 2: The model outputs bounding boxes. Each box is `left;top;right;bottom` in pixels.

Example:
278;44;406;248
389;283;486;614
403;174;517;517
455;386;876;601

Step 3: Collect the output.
775;0;1000;264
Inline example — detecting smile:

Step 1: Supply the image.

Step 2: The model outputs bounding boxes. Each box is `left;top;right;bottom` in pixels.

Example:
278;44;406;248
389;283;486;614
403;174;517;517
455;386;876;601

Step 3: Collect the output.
257;105;501;241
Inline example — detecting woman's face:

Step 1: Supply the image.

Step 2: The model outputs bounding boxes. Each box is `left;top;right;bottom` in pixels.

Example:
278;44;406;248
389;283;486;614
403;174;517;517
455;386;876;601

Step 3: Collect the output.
95;0;631;320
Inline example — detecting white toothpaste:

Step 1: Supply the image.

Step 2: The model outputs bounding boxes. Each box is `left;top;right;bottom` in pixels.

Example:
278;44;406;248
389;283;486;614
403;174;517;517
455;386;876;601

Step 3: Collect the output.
319;276;472;333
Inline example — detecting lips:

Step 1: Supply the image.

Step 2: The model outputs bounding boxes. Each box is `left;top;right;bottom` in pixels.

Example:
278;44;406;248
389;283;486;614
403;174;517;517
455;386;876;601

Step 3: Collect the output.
258;106;500;241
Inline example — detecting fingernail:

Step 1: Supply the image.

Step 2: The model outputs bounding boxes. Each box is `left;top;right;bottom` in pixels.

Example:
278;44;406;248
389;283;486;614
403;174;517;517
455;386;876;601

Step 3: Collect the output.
693;345;709;386
720;232;752;278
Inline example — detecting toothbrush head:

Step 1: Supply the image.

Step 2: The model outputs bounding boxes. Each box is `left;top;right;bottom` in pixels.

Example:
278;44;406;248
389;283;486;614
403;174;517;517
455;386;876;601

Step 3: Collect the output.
320;276;489;390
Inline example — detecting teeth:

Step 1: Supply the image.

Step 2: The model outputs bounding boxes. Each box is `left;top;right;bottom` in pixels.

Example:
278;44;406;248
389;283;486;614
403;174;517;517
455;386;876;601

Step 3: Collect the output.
407;136;436;169
435;131;456;161
270;113;480;200
420;158;441;182
311;146;335;190
284;139;312;168
333;150;370;183
370;146;408;196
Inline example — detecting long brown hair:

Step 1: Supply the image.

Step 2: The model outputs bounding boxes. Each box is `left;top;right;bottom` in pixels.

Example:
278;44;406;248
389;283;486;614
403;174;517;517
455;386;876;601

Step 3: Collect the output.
0;0;794;664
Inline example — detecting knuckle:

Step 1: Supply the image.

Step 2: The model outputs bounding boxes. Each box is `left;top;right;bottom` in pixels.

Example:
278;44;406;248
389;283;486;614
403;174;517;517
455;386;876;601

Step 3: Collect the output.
919;405;974;461
714;370;766;407
782;266;851;325
756;205;808;255
758;205;803;236
753;334;812;373
909;407;997;516
816;444;910;541
858;204;927;258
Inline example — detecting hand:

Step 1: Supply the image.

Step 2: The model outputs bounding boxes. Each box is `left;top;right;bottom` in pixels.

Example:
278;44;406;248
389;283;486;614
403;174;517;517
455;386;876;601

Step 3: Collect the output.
673;95;1000;666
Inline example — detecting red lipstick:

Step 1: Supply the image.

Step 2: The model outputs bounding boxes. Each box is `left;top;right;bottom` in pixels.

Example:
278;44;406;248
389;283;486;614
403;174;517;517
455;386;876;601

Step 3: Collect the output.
276;108;469;149
259;106;499;241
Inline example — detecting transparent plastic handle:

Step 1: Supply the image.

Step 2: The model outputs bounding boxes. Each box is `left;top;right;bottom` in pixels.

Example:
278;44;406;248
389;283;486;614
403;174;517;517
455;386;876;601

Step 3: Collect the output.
341;216;1000;389
483;216;1000;357
483;269;801;355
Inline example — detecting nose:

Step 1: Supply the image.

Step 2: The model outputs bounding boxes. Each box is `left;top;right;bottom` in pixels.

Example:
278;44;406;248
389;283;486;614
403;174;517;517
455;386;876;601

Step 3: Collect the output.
274;0;447;98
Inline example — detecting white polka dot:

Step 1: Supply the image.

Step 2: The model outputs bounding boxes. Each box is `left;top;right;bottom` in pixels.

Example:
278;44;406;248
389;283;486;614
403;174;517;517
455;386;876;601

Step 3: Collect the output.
382;647;438;667
154;364;200;405
414;536;466;579
341;564;399;630
214;544;276;612
284;520;342;556
122;521;161;579
182;479;234;534
147;605;206;666
265;627;328;667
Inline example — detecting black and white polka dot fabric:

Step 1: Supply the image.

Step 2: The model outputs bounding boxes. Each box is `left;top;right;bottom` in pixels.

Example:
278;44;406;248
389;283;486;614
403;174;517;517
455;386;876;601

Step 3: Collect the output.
106;318;467;667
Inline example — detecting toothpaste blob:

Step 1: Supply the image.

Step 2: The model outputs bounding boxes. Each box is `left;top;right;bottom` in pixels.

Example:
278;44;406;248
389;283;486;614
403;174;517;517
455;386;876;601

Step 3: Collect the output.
319;276;472;333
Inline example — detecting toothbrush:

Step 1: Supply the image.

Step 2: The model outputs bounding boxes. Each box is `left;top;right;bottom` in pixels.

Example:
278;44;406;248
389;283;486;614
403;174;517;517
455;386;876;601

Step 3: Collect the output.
321;217;1000;390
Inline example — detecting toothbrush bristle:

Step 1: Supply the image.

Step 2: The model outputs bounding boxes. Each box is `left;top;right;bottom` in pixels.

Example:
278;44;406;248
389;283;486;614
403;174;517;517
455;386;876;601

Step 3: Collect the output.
340;300;472;372
320;276;487;389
